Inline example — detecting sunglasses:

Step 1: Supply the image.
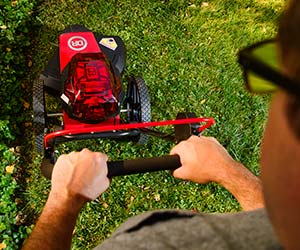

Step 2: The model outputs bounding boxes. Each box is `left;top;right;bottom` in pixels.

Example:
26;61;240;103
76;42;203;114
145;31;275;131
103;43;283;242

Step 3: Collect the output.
238;39;300;98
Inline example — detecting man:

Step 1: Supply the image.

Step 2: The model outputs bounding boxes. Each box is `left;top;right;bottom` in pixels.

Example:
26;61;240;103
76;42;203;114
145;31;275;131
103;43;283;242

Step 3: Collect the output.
23;0;300;249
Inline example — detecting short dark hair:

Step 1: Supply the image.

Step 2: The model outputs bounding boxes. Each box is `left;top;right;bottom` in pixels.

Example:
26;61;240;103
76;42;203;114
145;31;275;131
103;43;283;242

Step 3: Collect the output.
278;0;300;138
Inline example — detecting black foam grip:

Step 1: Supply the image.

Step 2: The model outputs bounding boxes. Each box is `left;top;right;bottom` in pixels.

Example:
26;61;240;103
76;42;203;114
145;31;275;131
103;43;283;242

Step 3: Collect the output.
107;154;181;178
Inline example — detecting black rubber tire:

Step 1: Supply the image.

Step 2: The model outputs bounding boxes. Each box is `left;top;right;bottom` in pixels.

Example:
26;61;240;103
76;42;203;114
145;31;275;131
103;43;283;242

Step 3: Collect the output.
126;77;151;144
33;78;46;153
41;157;54;179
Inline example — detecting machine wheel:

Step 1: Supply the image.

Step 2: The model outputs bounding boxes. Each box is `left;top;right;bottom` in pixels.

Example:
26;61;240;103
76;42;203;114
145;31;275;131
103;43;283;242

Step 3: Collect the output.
33;78;46;153
41;156;55;179
126;76;151;144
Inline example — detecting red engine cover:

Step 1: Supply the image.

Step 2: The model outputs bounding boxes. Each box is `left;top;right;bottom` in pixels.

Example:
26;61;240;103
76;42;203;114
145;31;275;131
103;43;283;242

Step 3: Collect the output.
59;31;121;123
59;31;100;72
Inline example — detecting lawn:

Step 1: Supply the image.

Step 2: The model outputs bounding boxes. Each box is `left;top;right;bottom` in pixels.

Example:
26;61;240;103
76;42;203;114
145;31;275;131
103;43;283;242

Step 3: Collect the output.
23;0;284;249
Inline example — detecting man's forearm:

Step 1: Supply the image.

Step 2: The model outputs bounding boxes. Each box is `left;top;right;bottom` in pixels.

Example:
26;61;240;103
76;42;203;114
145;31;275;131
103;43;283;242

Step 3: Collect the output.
22;192;85;250
217;162;264;211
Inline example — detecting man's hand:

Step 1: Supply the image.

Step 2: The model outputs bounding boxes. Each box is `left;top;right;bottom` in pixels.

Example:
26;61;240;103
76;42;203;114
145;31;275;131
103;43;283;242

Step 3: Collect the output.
51;149;110;205
22;149;110;250
170;136;264;211
171;135;237;184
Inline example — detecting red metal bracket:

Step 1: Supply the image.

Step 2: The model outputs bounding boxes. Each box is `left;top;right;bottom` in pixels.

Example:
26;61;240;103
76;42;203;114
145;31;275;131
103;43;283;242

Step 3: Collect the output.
44;117;215;148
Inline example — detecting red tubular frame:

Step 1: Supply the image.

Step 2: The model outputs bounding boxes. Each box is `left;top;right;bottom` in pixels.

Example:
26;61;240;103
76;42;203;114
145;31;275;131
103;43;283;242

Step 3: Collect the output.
44;117;215;148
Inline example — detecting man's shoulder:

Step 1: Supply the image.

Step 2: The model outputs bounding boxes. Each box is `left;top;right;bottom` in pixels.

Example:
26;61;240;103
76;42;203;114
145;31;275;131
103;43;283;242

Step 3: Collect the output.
95;208;282;250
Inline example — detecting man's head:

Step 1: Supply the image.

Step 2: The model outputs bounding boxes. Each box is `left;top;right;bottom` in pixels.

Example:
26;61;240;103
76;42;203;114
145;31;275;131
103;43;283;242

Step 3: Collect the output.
278;0;300;139
260;0;300;248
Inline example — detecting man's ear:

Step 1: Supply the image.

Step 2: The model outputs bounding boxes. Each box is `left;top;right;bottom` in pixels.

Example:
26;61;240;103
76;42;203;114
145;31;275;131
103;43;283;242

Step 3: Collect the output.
285;92;300;140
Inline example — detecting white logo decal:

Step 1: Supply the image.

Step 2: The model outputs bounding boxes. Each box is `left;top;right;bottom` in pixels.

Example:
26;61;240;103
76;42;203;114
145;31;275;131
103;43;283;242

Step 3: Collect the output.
60;93;69;104
99;38;118;51
67;36;88;51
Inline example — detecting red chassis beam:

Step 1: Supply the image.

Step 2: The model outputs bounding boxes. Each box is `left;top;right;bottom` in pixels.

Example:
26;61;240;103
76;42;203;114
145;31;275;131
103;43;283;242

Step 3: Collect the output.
44;117;215;148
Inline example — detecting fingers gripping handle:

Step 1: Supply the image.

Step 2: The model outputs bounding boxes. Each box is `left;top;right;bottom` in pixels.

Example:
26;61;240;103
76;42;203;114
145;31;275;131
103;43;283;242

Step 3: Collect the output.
41;154;181;179
107;155;181;178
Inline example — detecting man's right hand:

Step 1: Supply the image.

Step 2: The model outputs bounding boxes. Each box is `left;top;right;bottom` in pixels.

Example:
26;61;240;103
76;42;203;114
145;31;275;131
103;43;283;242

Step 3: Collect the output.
170;135;238;184
170;135;264;210
170;136;237;184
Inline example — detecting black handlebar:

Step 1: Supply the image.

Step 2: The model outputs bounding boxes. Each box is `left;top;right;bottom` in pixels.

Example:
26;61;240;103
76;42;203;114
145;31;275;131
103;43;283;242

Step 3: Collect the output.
107;155;181;178
41;154;182;179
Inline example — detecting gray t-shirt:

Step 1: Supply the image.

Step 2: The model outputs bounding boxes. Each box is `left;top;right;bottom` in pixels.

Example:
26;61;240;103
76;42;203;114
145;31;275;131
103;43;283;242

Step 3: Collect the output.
95;208;282;250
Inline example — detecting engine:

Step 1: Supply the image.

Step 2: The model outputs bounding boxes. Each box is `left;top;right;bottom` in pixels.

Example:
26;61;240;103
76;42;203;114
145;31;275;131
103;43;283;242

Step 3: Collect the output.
62;52;121;123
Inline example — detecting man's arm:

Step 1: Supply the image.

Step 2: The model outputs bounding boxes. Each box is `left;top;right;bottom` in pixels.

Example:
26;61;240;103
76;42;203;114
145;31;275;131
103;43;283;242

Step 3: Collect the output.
171;136;264;211
22;149;110;250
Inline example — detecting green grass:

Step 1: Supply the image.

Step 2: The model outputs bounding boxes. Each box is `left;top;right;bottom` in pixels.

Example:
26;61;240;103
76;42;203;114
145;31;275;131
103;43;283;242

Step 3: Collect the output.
23;0;284;249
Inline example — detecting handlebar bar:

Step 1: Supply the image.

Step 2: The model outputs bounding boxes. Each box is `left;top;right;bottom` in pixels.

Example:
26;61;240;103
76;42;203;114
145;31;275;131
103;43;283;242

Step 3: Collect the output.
107;155;181;178
41;154;182;179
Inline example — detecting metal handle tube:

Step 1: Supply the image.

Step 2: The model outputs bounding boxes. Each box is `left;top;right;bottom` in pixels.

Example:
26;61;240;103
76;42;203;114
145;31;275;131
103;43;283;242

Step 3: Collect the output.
41;154;181;179
107;155;181;178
